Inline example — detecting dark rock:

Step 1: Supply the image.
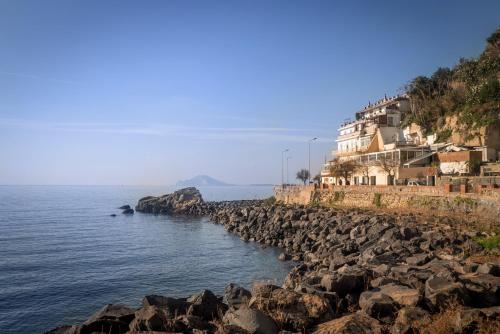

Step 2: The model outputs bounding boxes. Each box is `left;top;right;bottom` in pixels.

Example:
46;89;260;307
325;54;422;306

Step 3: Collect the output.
406;253;432;266
136;187;204;214
187;289;227;320
476;263;500;277
224;306;278;334
424;275;469;309
320;266;369;297
122;208;134;215
459;273;500;307
128;305;170;332
390;307;430;334
359;291;398;323
43;325;80;334
79;304;135;334
119;205;131;210
378;284;421;307
110;214;117;217
142;294;189;314
278;253;291;261
225;283;251;309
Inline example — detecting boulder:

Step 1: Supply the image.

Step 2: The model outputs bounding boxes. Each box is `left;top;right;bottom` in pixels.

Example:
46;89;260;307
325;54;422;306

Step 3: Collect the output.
128;305;172;332
119;205;131;210
320;266;368;297
223;306;278;334
43;325;80;334
79;304;135;334
187;289;227;320
390;307;430;334
312;312;381;334
122;208;134;215
225;283;251;309
136;187;204;214
142;295;189;315
359;291;398;323
424;275;469;309
406;253;432;266
476;263;500;277
459;273;500;307
278;253;291;261
378;284;421;307
250;288;333;331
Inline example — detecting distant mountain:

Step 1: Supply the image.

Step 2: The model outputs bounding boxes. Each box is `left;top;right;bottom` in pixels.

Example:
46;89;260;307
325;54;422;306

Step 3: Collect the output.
176;175;234;187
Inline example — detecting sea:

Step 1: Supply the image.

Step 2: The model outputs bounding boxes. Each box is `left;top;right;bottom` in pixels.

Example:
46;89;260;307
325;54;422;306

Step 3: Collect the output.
0;185;292;334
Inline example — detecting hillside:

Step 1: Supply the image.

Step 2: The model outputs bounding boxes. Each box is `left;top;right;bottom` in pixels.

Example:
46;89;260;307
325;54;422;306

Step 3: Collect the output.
403;28;500;144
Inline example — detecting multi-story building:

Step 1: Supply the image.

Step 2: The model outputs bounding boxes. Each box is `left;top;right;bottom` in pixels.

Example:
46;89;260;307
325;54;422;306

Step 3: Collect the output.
321;95;436;186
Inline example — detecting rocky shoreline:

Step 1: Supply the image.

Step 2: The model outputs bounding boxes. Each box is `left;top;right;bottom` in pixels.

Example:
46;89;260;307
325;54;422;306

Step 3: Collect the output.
47;188;499;334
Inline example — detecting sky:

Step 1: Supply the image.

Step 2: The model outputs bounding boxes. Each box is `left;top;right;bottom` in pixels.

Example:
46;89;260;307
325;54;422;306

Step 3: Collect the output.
0;0;499;185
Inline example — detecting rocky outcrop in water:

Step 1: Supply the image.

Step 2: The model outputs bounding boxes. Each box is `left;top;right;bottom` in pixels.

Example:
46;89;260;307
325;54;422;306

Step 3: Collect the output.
48;189;499;333
135;187;205;214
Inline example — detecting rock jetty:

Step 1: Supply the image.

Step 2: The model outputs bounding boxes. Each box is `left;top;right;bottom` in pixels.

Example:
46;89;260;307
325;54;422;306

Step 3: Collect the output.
47;188;500;333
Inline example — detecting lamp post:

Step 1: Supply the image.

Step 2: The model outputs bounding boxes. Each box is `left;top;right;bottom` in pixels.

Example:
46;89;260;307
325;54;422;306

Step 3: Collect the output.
286;156;292;185
281;149;289;187
308;137;317;184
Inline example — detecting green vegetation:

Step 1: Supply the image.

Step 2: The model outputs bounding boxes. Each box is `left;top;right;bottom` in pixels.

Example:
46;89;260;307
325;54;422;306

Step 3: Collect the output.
474;235;500;250
373;193;382;208
403;29;499;141
435;128;453;142
453;196;477;206
333;191;345;202
263;196;276;206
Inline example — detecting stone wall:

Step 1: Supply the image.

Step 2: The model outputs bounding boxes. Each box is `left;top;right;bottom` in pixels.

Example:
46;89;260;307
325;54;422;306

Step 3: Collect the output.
274;184;500;222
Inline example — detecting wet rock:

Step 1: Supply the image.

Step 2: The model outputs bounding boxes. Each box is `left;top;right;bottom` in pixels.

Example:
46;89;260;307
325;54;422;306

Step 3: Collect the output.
278;253;291;261
119;205;131;210
122;208;134;215
223;306;278;334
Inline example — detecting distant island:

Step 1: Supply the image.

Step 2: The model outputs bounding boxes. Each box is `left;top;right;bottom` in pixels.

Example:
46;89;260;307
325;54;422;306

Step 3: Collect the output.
176;175;234;187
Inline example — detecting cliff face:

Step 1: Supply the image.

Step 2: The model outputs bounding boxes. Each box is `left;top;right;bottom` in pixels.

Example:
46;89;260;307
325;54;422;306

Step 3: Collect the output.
135;187;204;214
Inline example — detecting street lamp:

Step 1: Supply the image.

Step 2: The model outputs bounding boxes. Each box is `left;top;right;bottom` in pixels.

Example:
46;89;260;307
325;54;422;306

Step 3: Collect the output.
308;137;317;184
281;149;289;187
286;156;292;185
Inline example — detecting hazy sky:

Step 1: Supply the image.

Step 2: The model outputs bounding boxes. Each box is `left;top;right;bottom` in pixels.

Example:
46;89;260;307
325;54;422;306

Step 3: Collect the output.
0;0;498;185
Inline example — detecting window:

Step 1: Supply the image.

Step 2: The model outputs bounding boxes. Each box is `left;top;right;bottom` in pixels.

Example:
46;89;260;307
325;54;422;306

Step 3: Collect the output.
370;176;376;185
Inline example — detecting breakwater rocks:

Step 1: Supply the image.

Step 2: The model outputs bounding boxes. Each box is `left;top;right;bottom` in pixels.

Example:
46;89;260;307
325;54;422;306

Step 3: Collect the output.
47;188;499;333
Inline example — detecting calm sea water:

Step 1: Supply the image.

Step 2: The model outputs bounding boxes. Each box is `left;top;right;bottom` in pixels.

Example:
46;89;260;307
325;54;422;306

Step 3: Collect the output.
0;185;291;334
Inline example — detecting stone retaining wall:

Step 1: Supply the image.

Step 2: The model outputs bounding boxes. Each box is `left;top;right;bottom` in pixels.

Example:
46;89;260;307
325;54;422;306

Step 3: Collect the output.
274;185;500;222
